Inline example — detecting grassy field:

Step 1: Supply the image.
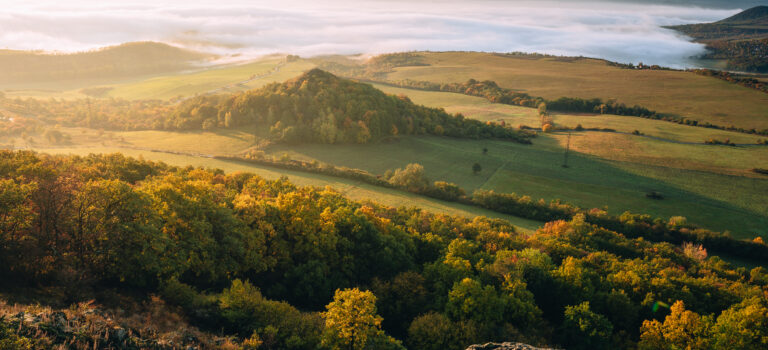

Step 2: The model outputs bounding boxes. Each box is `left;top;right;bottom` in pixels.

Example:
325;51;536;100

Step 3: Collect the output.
1;57;316;100
373;84;768;145
28;146;540;234
378;52;768;130
107;58;316;100
267;135;768;238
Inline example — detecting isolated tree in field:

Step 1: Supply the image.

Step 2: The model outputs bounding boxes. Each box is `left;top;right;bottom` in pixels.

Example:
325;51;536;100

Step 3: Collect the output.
472;162;482;175
482;147;488;155
537;102;547;116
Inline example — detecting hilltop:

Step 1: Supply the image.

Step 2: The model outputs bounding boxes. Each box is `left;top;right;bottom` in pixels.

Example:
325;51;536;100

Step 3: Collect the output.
0;41;213;85
667;6;768;72
167;68;533;144
719;5;768;24
668;6;768;42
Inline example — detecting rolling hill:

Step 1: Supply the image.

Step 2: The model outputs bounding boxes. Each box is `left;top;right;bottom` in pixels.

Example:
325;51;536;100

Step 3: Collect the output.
668;6;768;72
0;41;214;86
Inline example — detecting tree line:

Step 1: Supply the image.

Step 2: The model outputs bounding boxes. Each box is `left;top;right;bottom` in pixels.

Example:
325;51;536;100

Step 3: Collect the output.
223;153;768;266
3;150;768;349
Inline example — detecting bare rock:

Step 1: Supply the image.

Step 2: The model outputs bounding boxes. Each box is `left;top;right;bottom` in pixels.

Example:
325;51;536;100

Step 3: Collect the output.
466;342;557;350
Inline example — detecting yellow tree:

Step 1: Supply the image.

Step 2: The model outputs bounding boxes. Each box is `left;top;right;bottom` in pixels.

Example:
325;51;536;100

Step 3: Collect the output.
322;288;401;350
639;300;713;350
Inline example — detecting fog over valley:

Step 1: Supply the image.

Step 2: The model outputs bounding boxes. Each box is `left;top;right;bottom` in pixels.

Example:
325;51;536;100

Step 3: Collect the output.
1;0;761;67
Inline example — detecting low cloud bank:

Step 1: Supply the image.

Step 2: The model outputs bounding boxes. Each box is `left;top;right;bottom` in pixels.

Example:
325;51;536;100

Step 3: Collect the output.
0;0;744;68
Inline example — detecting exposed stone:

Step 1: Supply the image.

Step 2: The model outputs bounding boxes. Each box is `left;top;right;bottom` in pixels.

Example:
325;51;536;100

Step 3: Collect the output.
466;342;557;350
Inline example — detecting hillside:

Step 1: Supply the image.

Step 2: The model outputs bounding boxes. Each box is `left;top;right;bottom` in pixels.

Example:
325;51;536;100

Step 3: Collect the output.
720;5;768;24
167;68;533;143
0;42;213;85
668;6;768;42
2;150;768;349
668;6;768;72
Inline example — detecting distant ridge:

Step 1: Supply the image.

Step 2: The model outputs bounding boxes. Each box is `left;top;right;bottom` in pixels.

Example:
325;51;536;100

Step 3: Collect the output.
718;5;768;24
667;5;768;42
0;41;214;85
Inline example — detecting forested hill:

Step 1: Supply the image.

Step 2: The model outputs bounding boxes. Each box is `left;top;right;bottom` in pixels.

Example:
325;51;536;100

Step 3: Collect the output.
168;68;533;144
0;42;212;85
3;150;768;349
667;6;768;72
668;6;768;42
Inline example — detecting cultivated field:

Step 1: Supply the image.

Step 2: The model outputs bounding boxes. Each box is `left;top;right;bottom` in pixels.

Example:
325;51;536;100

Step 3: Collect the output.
107;58;316;100
1;57;317;100
373;84;768;145
380;52;768;130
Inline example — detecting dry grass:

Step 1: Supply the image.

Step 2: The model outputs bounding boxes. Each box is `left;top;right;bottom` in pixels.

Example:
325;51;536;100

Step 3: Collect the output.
383;52;768;130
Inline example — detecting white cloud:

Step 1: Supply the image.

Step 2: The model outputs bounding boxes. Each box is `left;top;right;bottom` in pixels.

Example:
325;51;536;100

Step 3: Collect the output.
0;0;745;68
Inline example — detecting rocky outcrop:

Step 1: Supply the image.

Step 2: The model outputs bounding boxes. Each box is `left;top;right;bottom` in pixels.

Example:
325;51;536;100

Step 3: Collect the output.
466;342;557;350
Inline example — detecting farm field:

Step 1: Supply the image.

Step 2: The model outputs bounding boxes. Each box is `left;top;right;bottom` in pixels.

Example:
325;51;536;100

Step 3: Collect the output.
107;57;316;100
379;52;768;130
373;83;768;145
0;57;317;100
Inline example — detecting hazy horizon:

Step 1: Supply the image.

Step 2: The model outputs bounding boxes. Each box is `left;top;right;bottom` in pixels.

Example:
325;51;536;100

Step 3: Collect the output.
1;0;761;67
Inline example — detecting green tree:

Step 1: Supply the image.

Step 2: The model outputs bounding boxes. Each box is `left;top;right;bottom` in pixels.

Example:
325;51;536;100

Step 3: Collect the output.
472;163;482;175
386;163;430;193
407;312;478;350
712;297;768;349
446;278;505;324
562;301;614;350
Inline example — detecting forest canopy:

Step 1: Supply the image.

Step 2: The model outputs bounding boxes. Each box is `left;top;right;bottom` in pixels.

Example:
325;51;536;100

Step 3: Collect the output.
2;150;767;349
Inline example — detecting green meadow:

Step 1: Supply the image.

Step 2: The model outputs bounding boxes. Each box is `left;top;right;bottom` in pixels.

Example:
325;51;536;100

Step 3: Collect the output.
266;134;768;238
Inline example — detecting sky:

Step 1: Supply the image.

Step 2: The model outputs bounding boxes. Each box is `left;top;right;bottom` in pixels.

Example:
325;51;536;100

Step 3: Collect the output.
0;0;759;68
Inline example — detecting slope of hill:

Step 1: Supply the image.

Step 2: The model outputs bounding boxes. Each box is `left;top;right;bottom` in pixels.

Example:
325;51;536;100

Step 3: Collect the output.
318;51;768;130
719;5;768;25
167;68;533;144
668;6;768;42
668;6;768;72
0;42;213;85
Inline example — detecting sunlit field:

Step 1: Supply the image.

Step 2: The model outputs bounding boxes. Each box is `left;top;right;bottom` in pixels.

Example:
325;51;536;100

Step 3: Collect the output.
4;1;768;349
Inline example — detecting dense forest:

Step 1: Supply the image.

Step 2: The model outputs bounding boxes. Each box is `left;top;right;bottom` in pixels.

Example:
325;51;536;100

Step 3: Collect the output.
2;150;768;349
